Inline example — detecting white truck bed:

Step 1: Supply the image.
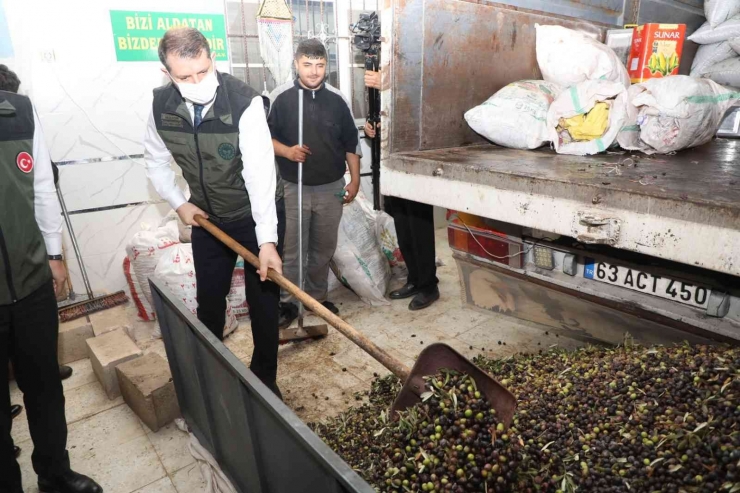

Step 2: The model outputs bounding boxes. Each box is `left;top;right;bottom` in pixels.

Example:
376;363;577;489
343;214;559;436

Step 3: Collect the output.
383;140;740;277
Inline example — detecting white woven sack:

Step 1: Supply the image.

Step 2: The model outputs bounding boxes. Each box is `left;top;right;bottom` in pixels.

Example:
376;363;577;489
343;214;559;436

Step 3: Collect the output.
125;222;179;321
464;80;563;149
702;57;740;88
690;41;736;76
547;80;627;156
536;24;630;89
705;0;740;28
332;195;391;306
617;85;655;154
630;76;739;153
154;244;239;339
689;17;740;45
731;37;740;54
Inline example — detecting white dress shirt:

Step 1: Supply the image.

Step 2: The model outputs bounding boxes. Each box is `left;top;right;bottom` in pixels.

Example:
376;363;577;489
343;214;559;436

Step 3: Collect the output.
32;105;63;256
143;84;278;246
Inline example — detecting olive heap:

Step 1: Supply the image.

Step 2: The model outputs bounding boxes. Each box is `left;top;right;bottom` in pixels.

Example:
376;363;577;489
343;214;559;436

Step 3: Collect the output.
315;370;523;492
313;344;740;493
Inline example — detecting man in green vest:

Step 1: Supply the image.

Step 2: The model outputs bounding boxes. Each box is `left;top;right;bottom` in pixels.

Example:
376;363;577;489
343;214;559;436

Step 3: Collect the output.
0;64;76;464
0;67;103;493
144;27;285;397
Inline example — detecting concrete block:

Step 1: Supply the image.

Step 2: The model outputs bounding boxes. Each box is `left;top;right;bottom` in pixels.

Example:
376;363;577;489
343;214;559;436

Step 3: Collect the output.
87;330;142;399
94;323;132;339
58;317;94;365
116;353;179;432
89;305;131;337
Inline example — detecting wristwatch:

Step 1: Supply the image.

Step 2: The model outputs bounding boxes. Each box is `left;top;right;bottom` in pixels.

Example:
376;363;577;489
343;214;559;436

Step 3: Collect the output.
48;254;63;261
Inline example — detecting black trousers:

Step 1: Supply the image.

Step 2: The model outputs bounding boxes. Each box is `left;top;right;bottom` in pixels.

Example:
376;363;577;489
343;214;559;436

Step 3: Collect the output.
1;281;70;491
387;197;438;292
191;200;286;388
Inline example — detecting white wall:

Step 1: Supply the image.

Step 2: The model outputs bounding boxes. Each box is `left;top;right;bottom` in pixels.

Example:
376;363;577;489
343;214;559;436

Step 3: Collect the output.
1;0;228;297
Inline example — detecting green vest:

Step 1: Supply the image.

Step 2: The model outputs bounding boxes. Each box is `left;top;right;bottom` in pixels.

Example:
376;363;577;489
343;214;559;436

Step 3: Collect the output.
152;72;284;222
0;91;51;305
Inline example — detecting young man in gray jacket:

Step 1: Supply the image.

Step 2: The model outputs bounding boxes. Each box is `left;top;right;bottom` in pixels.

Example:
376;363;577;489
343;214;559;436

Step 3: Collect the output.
268;39;361;328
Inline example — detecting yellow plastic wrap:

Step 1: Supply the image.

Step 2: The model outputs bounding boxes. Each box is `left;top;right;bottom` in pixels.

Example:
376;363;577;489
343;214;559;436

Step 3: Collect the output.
559;102;610;141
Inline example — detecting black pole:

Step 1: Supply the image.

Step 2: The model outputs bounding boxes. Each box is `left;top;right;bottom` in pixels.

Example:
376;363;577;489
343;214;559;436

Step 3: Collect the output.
365;51;381;211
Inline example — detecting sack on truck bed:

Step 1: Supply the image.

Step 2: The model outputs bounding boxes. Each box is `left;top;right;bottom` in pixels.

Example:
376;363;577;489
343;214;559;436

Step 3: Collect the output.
705;0;740;29
464;81;563;150
124;222;179;321
689;17;740;45
690;41;737;76
536;24;630;89
627;76;739;154
617;85;654;154
731;38;740;55
547;80;627;156
333;197;391;306
701;57;740;88
154;244;239;338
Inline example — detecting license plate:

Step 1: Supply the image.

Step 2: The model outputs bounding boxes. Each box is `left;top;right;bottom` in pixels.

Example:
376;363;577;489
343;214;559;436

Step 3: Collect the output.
584;258;710;309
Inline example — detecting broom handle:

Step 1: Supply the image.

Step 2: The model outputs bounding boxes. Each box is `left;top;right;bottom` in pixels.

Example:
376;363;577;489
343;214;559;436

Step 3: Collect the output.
193;215;411;381
57;184;94;299
297;89;305;328
61;243;74;294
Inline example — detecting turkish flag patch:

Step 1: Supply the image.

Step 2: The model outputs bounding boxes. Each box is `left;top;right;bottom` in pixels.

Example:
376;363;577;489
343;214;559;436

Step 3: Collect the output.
16;151;34;173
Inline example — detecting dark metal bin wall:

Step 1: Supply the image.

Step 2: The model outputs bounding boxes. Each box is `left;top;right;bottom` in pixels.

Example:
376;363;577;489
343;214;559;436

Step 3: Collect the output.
150;278;375;493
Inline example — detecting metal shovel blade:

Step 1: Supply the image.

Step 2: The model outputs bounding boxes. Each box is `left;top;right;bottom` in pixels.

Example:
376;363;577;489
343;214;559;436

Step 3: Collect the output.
390;343;517;428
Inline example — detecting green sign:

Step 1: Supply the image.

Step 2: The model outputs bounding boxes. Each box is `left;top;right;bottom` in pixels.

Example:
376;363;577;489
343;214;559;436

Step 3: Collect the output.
110;10;228;62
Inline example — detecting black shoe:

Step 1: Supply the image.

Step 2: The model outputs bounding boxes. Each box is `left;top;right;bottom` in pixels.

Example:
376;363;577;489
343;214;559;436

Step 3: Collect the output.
10;404;22;420
270;383;283;401
306;301;339;315
322;301;339;314
59;365;73;381
409;287;440;311
389;283;419;300
14;445;21;458
278;303;298;330
38;470;103;493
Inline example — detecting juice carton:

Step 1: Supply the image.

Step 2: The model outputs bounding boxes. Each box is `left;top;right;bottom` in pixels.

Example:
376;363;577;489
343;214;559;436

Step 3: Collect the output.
628;23;686;83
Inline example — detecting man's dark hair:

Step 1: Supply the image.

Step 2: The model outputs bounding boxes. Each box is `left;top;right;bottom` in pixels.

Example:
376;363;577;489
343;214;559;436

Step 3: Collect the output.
158;27;212;71
295;39;327;61
0;64;20;93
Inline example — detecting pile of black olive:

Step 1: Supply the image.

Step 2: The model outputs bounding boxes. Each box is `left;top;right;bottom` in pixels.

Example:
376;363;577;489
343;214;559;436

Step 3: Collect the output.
313;344;740;493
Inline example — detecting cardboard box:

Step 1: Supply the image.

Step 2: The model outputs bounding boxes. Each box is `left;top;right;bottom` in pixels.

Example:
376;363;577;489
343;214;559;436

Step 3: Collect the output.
628;24;686;83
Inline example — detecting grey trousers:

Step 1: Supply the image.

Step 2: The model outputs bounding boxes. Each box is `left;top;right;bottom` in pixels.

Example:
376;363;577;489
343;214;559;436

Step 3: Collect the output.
281;178;345;304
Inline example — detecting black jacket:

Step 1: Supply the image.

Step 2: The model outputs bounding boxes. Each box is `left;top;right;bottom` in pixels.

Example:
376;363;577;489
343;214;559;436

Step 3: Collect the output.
268;80;360;186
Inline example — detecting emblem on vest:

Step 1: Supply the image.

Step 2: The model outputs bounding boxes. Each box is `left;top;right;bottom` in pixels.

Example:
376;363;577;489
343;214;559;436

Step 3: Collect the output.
16;151;34;173
161;114;183;128
218;143;236;160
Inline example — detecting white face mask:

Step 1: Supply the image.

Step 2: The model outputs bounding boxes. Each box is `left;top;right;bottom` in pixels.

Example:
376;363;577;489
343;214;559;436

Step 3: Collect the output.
174;68;219;105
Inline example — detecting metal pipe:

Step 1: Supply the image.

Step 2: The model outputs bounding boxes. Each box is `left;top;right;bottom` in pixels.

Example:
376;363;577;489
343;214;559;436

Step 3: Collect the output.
298;89;304;330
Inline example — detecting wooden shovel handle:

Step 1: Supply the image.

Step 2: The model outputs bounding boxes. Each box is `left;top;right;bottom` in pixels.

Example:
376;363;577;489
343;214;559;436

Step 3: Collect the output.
194;215;411;381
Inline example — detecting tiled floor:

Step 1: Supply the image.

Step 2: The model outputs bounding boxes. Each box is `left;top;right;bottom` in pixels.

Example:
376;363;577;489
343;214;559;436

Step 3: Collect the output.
9;230;582;492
